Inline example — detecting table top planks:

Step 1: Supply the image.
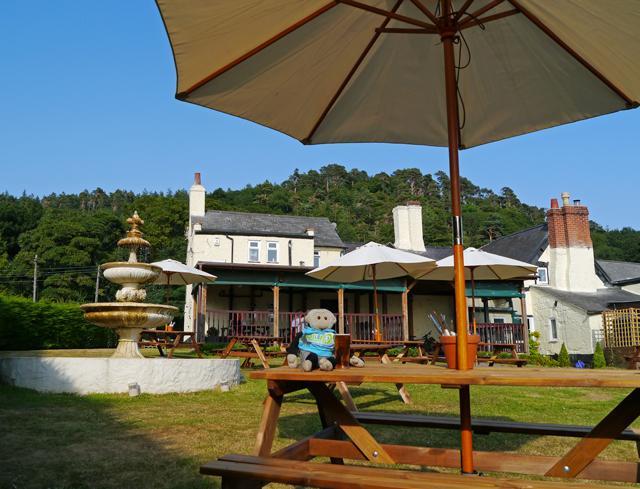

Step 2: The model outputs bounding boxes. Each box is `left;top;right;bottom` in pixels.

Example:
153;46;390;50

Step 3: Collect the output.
250;364;640;388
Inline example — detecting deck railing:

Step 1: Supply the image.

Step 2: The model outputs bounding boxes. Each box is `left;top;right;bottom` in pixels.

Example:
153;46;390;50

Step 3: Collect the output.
476;322;528;354
204;309;403;343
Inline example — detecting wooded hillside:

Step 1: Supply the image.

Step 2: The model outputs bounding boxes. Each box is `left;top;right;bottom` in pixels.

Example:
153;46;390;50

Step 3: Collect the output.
1;165;638;307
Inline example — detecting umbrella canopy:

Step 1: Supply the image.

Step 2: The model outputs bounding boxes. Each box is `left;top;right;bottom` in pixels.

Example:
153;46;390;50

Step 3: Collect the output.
150;259;217;285
306;242;436;282
417;248;537;281
156;1;639;148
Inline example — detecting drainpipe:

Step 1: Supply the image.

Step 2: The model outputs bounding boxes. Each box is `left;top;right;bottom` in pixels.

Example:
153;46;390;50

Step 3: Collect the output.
225;235;235;263
288;240;293;267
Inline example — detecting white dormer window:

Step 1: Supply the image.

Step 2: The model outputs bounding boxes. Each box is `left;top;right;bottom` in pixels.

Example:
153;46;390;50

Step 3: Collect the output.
248;241;260;262
313;251;320;268
267;242;278;263
536;267;549;285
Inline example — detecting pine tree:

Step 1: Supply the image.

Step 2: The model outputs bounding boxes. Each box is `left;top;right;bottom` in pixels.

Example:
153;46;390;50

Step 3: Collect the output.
593;342;606;369
558;343;570;367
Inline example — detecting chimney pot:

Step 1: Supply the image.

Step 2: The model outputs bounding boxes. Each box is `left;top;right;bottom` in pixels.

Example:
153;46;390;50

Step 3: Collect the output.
194;172;201;185
561;192;570;206
550;198;559;209
573;199;581;206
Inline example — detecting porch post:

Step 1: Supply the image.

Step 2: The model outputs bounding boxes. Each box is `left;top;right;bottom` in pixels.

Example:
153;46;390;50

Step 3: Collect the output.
520;291;529;354
272;285;280;337
401;287;409;342
199;284;208;342
337;287;345;334
192;284;199;333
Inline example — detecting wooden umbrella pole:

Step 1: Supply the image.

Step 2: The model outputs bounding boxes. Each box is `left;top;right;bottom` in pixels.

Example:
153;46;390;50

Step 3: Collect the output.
442;0;474;475
372;265;382;342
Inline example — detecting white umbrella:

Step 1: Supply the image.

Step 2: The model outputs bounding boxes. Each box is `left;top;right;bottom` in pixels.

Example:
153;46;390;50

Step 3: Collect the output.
307;242;436;341
151;259;216;303
151;259;217;285
417;248;537;333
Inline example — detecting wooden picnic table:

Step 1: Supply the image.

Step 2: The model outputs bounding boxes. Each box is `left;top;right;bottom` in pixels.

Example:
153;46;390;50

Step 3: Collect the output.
138;329;202;358
217;336;287;369
241;364;640;484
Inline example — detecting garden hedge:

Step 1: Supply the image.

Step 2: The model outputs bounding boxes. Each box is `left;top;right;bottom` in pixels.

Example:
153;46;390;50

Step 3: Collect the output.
0;294;116;350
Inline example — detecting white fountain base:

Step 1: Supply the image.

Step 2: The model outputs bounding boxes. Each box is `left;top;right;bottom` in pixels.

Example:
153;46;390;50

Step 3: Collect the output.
0;355;241;395
113;328;144;358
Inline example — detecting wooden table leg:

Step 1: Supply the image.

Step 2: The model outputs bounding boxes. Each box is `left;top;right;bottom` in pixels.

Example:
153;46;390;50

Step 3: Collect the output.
192;337;203;358
254;390;283;456
546;388;640;478
380;353;412;404
221;337;238;359
308;382;395;464
251;339;270;369
335;381;358;412
167;334;181;359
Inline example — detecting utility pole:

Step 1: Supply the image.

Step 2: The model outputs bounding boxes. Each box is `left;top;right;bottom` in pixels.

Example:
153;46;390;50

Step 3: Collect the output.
94;265;100;302
32;254;38;302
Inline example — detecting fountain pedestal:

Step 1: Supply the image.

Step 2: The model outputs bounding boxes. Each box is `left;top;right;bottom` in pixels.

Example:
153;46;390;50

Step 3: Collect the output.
81;212;178;358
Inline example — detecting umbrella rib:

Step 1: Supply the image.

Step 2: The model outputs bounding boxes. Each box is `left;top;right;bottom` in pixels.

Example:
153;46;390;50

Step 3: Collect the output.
336;0;435;29
459;8;519;30
408;0;439;25
303;0;406;143
487;265;501;280
453;0;475;23
508;0;635;107
177;1;338;98
459;0;505;25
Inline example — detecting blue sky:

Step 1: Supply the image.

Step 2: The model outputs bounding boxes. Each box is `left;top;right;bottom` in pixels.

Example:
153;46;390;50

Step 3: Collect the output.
1;1;639;229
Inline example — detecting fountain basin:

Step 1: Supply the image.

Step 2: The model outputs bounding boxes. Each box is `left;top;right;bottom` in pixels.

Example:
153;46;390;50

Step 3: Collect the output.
81;303;179;358
80;302;178;329
101;262;162;287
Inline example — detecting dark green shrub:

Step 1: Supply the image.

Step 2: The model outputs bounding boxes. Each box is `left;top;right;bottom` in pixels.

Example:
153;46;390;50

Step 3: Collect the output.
558;343;570;367
0;294;116;350
593;342;606;369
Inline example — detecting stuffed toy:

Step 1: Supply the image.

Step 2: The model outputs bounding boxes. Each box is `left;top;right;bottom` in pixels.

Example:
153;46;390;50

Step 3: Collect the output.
286;308;365;371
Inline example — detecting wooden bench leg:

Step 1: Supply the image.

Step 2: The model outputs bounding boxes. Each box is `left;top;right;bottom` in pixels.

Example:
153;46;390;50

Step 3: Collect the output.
251;339;270;369
546;388;640;478
335;381;358;412
221;338;238;359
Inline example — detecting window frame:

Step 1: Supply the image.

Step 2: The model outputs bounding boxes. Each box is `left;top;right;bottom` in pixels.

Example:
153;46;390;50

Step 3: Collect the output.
267;241;279;264
313;251;320;268
248;240;260;263
549;317;558;342
536;267;549;285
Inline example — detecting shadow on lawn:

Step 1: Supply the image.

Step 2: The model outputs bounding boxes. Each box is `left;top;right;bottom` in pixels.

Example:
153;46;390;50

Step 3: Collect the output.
0;384;219;489
278;385;534;455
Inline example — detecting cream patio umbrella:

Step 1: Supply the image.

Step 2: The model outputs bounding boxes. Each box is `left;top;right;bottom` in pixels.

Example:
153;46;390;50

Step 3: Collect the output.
306;242;436;341
417;247;537;333
155;0;640;473
151;259;216;302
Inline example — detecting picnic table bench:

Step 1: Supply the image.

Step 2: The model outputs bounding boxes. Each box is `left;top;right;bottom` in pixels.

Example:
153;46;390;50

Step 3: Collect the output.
138;329;202;358
202;453;619;489
201;364;640;487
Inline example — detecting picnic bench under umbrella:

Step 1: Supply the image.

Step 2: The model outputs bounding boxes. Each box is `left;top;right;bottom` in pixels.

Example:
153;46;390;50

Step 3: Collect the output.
156;0;640;478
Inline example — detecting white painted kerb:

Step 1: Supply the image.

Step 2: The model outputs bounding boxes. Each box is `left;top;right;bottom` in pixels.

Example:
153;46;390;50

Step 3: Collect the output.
0;357;241;395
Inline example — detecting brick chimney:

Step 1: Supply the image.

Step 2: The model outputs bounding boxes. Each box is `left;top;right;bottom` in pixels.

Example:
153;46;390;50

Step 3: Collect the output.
393;201;426;252
546;192;602;292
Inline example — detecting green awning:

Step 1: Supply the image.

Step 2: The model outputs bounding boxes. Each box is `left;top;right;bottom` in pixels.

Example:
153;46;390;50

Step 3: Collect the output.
466;281;523;298
209;269;405;292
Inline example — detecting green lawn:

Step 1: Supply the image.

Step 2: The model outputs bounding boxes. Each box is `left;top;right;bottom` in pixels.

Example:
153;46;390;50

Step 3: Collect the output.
1;359;638;489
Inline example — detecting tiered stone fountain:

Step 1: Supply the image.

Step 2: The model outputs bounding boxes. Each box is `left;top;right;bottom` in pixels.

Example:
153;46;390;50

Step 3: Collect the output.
0;212;241;395
81;212;178;358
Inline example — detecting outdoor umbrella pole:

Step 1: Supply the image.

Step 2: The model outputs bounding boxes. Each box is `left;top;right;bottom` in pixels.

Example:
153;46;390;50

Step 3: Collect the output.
372;264;382;342
442;1;473;475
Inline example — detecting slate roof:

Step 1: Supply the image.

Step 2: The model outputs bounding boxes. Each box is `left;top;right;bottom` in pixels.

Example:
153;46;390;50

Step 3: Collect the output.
533;286;640;314
596;259;640;285
196;211;345;248
481;223;548;265
410;246;453;261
